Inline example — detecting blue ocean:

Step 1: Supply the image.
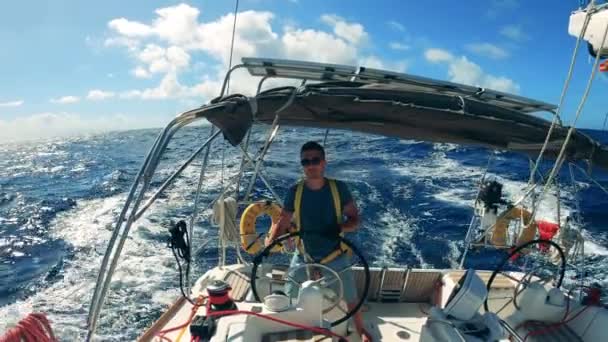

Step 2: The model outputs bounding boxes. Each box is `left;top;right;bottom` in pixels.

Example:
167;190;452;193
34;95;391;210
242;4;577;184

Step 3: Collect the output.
1;126;607;340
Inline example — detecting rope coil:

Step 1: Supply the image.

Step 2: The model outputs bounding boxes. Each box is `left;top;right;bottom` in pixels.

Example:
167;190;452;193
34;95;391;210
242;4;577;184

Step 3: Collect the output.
0;313;57;342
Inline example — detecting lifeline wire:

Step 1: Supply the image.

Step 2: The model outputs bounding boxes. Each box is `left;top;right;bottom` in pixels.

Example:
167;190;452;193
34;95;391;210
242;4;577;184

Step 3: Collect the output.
532;12;608;221
528;2;595;184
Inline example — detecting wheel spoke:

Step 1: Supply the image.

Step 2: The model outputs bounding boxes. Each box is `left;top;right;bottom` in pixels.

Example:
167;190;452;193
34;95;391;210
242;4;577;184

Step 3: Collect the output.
323;293;347;314
321;262;358;287
251;231;371;328
485;239;566;315
495;297;514;315
488;295;515;301
286;274;303;287
335;261;358;274
312;275;330;286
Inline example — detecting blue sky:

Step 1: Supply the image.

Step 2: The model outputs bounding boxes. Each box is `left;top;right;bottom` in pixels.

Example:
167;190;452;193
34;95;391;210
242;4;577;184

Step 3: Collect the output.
0;0;607;142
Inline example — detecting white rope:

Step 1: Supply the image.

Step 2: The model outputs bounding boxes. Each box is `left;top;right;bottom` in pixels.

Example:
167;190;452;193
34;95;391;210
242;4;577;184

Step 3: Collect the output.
213;196;240;242
532;16;608;222
528;3;595;184
225;0;239;94
213;195;241;268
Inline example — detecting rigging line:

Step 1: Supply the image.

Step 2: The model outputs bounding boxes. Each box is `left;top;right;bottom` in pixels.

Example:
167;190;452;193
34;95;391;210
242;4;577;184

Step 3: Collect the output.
226;0;240;95
459;152;493;268
217;0;237;198
533;18;608;220
187;127;215;289
529;158;546;184
567;164;587;290
571;162;608;196
528;4;595;184
603;111;608;131
221;141;226;187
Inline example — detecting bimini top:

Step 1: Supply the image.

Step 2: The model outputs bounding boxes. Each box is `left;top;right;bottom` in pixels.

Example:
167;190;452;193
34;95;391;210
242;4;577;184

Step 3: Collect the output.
193;58;608;171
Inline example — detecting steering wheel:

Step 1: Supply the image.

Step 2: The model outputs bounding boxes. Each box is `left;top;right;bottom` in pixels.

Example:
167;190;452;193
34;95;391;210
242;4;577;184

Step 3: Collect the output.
287;262;345;314
250;231;370;327
483;239;566;313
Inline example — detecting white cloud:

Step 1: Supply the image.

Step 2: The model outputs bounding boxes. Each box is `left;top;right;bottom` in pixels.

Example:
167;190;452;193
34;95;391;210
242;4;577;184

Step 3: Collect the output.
106;6;278;67
121;72;187;100
132;66;151;78
108;18;154;37
154;4;202;46
0;100;24;107
86;90;115;100
389;42;410;51
320;14;368;45
193;10;279;65
466;43;509;59
282;27;358;64
424;48;454;63
51;96;80;104
0;112;166;143
133;44;191;76
387;20;405;32
359;55;408;72
106;4;395;102
104;36;140;51
500;24;529;42
425;48;520;93
486;0;519;18
448;57;520;93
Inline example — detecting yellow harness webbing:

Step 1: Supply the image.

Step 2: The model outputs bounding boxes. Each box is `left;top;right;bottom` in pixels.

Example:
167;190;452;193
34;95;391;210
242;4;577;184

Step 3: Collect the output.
294;178;349;264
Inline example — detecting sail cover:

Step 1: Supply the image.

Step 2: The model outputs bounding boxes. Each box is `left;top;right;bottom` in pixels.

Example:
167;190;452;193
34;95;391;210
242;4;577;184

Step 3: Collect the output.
200;58;608;171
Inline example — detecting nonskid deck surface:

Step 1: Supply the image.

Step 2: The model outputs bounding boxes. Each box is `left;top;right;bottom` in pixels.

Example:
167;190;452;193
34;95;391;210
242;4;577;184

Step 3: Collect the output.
139;265;519;342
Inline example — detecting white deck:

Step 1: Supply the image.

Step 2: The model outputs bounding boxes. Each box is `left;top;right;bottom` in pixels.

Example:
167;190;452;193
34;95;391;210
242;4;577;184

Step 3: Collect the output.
137;264;608;341
138;265;520;341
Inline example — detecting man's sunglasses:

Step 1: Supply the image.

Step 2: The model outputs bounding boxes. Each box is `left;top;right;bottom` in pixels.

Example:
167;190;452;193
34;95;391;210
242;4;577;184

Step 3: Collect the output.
301;157;322;166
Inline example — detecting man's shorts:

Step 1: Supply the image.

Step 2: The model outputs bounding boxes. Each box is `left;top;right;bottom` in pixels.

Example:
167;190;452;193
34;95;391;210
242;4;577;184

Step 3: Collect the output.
284;252;358;304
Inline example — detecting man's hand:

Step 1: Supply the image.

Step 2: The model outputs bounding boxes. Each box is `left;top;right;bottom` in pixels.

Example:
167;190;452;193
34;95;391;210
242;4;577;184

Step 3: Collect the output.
359;328;373;342
264;235;274;247
265;209;293;247
340;201;360;233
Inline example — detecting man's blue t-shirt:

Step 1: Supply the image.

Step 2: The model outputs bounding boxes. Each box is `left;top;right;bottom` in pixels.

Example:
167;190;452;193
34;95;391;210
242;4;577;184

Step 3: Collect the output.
284;179;353;261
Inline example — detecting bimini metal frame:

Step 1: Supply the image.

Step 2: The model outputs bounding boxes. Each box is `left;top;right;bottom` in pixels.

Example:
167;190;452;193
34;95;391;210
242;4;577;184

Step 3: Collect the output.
86;57;585;340
86;108;221;340
85;68;301;340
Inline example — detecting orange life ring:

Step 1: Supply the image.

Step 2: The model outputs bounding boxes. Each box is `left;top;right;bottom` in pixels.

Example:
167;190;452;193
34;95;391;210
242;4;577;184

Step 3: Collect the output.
240;201;282;254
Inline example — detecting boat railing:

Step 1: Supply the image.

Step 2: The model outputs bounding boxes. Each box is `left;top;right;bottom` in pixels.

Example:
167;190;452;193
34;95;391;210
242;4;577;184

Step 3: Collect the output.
85;68;308;340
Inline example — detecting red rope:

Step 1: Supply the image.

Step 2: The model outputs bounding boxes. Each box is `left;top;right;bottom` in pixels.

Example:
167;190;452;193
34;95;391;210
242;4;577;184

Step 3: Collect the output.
0;313;57;342
522;305;590;341
155;297;347;341
156;296;205;341
206;309;348;341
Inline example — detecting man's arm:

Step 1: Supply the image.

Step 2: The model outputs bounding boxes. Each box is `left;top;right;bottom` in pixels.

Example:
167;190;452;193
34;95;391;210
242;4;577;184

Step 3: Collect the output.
265;209;293;245
340;201;360;233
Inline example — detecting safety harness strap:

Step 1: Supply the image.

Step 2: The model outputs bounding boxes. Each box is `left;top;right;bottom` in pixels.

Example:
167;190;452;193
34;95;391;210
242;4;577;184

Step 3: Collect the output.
294;181;305;230
328;179;342;224
294;178;349;264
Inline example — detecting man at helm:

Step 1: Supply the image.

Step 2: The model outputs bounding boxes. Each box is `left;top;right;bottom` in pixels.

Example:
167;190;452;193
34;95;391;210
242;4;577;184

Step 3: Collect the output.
266;141;372;341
